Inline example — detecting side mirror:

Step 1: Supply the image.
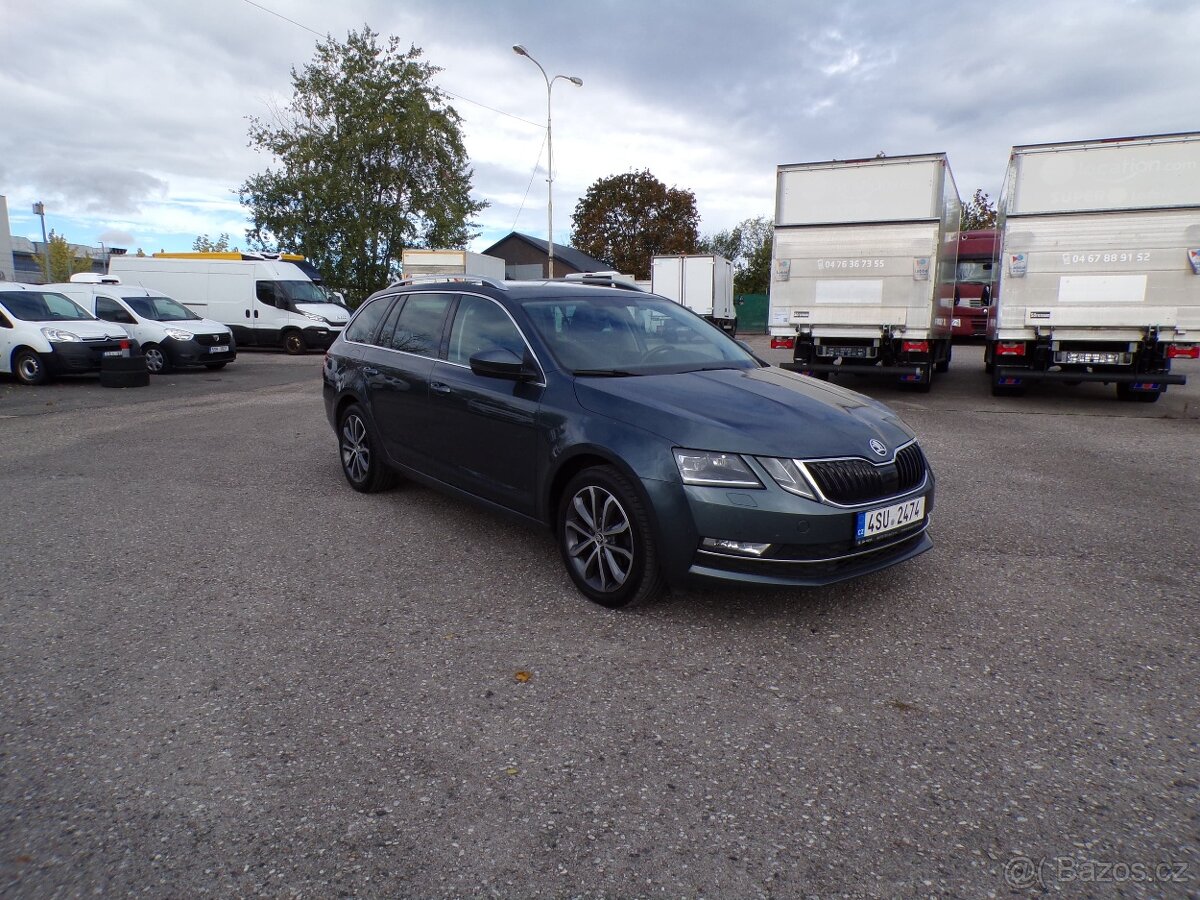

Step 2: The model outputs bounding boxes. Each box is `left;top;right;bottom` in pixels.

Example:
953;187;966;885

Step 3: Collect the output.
469;347;537;380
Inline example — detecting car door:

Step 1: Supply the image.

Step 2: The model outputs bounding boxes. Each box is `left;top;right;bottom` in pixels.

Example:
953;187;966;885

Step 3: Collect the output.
93;295;141;344
364;291;455;472
423;294;543;516
0;306;15;373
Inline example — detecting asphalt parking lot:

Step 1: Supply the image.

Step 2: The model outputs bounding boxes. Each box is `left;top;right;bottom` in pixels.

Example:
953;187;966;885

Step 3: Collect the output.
2;341;1197;897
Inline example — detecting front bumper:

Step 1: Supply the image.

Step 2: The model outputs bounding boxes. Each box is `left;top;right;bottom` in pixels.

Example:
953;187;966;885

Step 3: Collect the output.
302;326;342;351
995;366;1186;386
42;339;137;375
647;471;936;589
167;335;237;367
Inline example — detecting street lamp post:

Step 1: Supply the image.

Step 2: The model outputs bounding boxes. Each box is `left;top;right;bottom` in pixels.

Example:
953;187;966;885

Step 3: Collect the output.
32;202;49;283
512;45;582;279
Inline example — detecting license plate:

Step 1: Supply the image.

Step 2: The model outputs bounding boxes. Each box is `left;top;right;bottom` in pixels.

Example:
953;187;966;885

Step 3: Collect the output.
209;345;227;354
103;349;128;357
856;496;925;542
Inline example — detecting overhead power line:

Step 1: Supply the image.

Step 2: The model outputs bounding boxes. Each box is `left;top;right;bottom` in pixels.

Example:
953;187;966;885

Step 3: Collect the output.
239;0;542;128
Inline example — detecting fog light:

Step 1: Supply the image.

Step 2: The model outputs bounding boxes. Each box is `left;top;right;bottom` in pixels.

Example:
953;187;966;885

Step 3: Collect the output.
701;538;772;557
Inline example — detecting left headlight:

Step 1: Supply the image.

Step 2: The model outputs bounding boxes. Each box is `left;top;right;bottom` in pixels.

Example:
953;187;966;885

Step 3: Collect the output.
673;449;762;488
164;328;195;341
41;327;81;343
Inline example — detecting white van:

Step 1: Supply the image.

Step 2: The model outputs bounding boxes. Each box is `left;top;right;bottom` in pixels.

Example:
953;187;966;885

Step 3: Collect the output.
108;253;350;354
0;283;137;385
50;275;236;374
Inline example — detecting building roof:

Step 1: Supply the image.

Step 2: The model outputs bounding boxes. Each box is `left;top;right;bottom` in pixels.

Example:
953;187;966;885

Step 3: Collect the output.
483;232;610;273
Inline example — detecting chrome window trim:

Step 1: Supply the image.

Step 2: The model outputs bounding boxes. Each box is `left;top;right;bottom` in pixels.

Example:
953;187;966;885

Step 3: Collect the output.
342;290;548;387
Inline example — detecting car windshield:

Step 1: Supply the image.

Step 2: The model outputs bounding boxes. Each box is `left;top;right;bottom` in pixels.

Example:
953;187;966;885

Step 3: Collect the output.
521;293;758;375
956;260;994;283
0;290;94;322
276;280;329;303
123;294;200;321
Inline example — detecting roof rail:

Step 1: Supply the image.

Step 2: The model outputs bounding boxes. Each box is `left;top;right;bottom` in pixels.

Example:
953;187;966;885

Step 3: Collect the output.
557;273;646;292
387;273;509;290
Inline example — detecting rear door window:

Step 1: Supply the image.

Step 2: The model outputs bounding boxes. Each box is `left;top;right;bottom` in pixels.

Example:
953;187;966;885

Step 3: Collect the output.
379;293;453;357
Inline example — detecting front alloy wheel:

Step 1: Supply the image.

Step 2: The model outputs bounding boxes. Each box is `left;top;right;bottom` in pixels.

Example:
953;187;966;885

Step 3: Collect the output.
558;466;664;609
143;344;170;374
338;405;395;493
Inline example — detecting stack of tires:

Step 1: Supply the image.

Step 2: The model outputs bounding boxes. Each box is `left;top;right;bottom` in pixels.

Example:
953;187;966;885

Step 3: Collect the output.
100;355;150;388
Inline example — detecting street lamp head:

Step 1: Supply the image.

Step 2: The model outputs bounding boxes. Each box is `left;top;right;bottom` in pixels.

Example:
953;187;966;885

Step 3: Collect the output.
568;76;583;86
512;44;528;56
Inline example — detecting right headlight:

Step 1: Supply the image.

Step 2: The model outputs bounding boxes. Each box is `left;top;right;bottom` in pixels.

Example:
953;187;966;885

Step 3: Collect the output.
754;457;818;500
41;327;81;343
673;450;762;488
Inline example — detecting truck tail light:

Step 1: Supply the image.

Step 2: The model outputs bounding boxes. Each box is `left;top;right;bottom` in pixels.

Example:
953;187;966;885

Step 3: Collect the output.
1167;344;1199;359
996;341;1026;356
770;336;795;350
120;340;130;351
901;341;929;353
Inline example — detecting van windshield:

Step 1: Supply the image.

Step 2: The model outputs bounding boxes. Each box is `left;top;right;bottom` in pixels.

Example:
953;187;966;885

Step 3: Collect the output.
123;295;200;322
0;290;94;322
276;281;328;303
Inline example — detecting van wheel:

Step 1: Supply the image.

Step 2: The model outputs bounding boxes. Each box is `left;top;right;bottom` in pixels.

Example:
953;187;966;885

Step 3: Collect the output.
1116;383;1162;403
143;344;171;374
338;404;396;493
557;466;664;609
13;348;49;385
283;331;307;355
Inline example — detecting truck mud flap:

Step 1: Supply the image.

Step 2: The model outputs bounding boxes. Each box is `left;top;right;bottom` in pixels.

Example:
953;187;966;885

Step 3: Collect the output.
995;367;1186;386
780;362;924;377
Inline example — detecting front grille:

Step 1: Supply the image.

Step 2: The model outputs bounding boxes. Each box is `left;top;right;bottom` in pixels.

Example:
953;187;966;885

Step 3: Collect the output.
804;443;926;505
195;333;228;347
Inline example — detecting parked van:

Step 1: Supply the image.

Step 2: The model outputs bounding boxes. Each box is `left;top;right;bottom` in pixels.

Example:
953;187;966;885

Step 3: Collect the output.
0;283;137;385
108;253;350;354
51;275;236;374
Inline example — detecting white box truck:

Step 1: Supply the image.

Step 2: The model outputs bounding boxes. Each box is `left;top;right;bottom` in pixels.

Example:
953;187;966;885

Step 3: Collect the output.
987;132;1200;401
650;254;737;333
109;252;349;354
401;249;506;280
768;154;960;391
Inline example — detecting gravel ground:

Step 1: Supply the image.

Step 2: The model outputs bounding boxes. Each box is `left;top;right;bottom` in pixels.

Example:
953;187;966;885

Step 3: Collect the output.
1;344;1197;898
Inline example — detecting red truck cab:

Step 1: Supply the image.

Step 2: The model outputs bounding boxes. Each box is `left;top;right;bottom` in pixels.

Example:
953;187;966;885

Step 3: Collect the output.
952;229;998;340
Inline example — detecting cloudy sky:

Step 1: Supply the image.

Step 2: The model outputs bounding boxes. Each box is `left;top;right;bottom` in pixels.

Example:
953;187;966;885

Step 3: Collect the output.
1;0;1196;258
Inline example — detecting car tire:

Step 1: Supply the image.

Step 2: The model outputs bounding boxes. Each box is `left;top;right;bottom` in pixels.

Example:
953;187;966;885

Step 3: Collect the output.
283;331;307;355
1116;382;1162;403
143;343;171;374
338;404;396;493
557;466;665;609
13;348;49;386
204;362;228;370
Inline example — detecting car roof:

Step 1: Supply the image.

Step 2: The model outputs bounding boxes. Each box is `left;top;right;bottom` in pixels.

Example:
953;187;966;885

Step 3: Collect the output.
376;276;651;304
0;282;53;292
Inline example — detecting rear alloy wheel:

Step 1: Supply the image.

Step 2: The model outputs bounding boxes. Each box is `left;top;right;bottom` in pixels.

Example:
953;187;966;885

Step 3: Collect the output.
13;349;48;385
284;331;307;355
338;404;396;493
558;466;664;609
143;344;171;374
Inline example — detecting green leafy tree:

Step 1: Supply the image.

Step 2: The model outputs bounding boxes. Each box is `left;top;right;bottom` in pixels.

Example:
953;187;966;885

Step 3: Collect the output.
35;234;93;282
193;233;237;253
570;170;700;280
239;26;486;304
698;215;773;296
961;188;997;231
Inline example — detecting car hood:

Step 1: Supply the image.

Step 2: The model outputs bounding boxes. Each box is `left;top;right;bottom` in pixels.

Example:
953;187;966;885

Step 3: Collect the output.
295;302;349;325
573;365;917;460
37;319;130;342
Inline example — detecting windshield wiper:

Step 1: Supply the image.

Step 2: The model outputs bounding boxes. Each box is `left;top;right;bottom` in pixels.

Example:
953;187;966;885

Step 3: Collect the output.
572;368;643;377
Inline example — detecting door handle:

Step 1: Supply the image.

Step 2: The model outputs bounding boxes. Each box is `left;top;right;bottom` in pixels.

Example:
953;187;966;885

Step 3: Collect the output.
363;366;379;376
431;382;452;394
